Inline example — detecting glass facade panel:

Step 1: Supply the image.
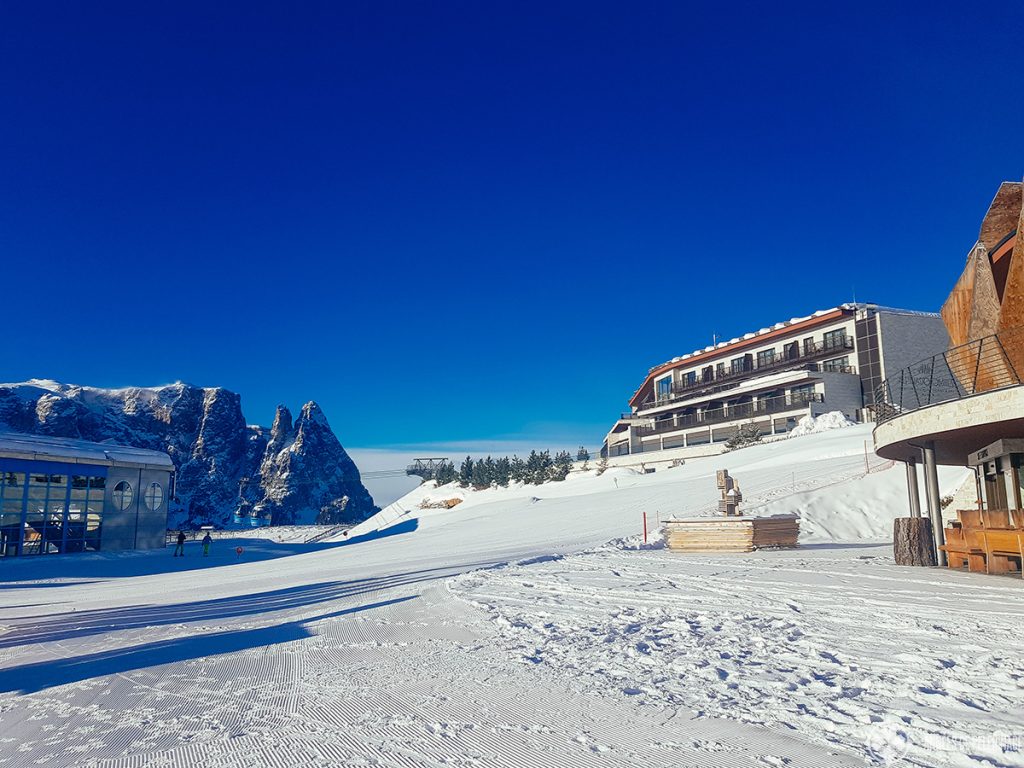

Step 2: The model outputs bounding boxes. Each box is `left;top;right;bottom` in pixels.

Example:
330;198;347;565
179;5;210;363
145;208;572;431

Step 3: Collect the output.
823;356;850;372
0;472;25;557
0;468;104;557
656;377;672;399
67;479;89;547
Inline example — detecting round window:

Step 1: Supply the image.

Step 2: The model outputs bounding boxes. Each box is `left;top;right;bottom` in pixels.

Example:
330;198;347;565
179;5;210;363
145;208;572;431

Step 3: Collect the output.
144;482;163;511
112;481;133;511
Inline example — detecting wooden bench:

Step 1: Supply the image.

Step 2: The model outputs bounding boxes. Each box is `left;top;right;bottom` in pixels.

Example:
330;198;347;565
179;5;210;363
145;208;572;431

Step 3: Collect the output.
941;509;1024;576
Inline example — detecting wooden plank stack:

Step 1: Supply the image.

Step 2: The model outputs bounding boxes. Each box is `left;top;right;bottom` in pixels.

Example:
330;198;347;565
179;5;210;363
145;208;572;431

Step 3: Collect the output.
665;515;800;553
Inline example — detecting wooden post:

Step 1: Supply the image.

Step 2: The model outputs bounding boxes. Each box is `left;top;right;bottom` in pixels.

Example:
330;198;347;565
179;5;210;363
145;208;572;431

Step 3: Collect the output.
893;518;937;566
642;512;647;544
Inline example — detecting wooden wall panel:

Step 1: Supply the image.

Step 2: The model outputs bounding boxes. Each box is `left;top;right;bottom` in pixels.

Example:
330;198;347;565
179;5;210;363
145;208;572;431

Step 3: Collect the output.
996;203;1024;375
979;182;1022;251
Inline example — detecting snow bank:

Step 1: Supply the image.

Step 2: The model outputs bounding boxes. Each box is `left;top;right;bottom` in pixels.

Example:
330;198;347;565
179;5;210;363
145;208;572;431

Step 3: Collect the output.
788;410;856;436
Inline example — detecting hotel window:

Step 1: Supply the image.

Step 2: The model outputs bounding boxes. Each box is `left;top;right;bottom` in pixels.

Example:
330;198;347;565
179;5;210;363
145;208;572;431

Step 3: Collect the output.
730;357;745;374
716;362;725;378
756;349;776;368
824;328;848;350
783;341;799;360
803;336;815;355
790;384;816;403
822;356;850;372
683;371;697;386
656;377;672;399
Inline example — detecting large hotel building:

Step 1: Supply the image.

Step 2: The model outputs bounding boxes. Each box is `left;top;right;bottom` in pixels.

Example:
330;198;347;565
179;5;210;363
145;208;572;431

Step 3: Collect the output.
604;303;949;458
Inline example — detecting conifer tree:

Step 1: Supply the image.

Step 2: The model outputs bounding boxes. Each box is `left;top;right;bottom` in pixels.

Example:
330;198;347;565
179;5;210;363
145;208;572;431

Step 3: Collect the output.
471;458;489;488
434;460;456;486
458;456;474;488
576;446;590;462
495;456;511;486
525;450;542;484
510;455;526;483
553;450;574;481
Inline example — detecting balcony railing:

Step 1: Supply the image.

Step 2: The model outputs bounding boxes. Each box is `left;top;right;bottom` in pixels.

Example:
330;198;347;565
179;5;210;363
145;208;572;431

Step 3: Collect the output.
634;392;823;436
873;327;1024;425
638;337;855;412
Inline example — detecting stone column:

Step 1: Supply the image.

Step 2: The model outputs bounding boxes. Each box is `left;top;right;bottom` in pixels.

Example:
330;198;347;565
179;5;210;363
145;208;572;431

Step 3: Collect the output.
922;442;946;565
905;459;922;518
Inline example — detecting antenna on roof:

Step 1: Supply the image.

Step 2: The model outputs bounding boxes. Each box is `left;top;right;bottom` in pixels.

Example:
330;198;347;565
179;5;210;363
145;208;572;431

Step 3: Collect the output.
851;285;857;306
712;332;718;346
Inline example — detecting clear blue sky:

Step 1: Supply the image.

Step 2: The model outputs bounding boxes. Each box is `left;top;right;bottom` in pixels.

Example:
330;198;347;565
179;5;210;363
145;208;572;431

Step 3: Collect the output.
2;2;1022;449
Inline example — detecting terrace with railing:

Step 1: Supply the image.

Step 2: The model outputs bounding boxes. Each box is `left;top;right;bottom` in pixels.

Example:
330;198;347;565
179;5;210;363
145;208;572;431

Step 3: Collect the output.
634;392;824;436
873;326;1024;425
636;337;855;412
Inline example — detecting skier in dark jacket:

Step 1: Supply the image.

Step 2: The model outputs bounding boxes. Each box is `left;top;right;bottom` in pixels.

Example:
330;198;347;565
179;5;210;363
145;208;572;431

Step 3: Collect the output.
202;532;212;557
173;531;186;557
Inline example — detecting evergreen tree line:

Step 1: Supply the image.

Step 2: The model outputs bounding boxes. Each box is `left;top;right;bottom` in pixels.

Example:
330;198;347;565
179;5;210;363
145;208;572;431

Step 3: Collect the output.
430;450;580;488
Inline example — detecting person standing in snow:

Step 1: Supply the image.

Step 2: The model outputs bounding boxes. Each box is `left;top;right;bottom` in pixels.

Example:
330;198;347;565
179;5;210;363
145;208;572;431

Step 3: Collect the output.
173;530;186;557
202;532;212;557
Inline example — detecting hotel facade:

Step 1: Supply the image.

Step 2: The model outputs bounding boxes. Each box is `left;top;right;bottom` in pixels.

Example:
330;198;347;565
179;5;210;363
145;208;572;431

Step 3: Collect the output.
604;303;948;458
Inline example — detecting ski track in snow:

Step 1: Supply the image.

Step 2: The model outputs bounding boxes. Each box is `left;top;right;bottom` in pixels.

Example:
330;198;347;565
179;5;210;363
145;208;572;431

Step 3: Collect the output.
0;424;1018;767
452;547;1024;768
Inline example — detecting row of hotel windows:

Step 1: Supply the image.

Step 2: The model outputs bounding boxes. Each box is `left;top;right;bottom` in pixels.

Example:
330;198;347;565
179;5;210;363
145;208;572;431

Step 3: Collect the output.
656;329;852;398
0;472;164;558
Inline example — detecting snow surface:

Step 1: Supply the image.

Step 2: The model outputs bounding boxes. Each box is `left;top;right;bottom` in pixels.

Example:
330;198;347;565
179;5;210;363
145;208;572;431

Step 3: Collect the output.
0;425;1019;768
789;410;857;436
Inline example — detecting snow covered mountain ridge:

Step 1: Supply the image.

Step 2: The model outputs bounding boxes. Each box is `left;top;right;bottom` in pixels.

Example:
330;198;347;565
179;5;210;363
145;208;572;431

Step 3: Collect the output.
0;379;377;529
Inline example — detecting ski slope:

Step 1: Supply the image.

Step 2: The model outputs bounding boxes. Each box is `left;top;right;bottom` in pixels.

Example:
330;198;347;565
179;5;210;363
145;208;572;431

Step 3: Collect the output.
1;424;1020;767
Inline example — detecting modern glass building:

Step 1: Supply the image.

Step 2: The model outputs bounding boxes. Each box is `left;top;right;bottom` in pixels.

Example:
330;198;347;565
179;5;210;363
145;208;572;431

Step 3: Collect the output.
0;432;174;558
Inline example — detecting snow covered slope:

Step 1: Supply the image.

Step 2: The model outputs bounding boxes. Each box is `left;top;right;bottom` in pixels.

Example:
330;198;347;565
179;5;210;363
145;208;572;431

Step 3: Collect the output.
2;424;1016;768
352;423;969;546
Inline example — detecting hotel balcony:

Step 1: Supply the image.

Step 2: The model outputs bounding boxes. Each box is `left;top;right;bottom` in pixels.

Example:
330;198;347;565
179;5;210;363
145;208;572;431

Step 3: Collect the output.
635;337;854;413
634;392;824;437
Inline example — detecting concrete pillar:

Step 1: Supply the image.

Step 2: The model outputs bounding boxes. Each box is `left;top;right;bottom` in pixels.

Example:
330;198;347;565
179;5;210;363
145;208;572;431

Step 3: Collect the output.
905;459;922;518
921;442;946;565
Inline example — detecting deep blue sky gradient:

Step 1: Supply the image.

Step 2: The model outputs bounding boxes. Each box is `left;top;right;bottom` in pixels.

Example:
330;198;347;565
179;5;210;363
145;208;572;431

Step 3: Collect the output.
2;2;1022;448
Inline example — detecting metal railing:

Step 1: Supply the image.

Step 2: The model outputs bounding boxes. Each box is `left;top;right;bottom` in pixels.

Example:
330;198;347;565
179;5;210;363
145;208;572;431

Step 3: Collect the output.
634;392;823;436
873;327;1024;425
637;337;854;411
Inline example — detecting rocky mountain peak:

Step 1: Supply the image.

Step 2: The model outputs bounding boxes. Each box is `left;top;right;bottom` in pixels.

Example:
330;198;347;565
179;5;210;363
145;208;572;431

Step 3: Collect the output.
0;380;377;528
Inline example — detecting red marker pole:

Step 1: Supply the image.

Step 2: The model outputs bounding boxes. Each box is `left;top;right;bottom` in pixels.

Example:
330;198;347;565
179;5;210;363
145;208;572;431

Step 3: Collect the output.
642;512;647;544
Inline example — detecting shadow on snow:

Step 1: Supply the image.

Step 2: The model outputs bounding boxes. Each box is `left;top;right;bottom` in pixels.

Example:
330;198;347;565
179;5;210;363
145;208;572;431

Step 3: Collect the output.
0;558;468;653
0;518;420;584
0;595;417;694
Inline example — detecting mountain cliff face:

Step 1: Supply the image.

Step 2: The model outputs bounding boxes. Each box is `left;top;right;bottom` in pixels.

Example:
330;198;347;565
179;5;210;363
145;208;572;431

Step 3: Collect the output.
0;380;377;529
